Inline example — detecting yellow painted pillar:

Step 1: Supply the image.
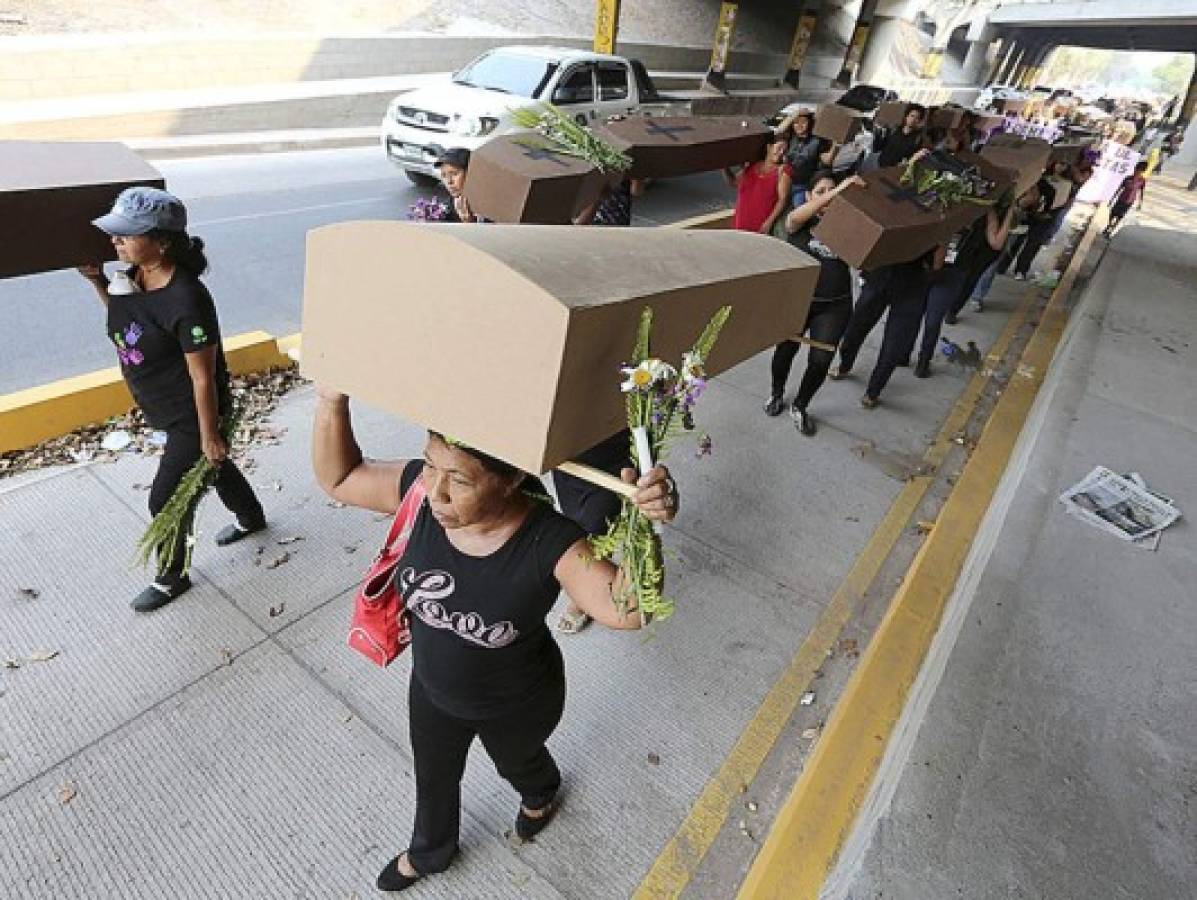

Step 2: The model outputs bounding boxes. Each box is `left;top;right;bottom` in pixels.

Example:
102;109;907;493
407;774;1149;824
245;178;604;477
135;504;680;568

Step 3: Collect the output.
703;1;740;92
593;0;622;55
834;0;878;88
784;3;821;89
921;48;945;80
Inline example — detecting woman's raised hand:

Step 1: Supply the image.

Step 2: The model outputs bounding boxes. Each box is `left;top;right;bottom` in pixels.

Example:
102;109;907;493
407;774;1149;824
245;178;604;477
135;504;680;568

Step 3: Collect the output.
622;465;679;523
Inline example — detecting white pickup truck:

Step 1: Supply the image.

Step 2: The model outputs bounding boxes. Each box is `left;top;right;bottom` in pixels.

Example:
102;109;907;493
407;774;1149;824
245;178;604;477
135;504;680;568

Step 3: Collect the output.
381;45;686;185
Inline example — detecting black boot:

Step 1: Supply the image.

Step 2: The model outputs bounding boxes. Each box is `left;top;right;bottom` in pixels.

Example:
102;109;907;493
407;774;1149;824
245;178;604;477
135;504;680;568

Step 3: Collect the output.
914;359;931;379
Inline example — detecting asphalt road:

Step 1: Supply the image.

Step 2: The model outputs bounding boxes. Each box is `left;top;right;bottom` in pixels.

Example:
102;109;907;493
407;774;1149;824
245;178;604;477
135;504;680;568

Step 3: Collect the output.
0;147;733;395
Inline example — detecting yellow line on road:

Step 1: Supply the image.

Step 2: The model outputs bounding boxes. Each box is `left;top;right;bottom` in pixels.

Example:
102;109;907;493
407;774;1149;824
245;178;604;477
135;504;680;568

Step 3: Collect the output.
736;212;1105;900
634;281;1040;900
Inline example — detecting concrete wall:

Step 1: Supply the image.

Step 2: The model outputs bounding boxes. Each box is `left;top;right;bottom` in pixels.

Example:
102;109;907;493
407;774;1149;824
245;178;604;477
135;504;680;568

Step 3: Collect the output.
0;32;804;103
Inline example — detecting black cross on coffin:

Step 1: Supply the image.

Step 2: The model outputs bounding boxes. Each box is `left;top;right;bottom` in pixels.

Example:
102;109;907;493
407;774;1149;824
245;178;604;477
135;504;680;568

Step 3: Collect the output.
643;119;696;141
518;142;571;167
879;175;935;213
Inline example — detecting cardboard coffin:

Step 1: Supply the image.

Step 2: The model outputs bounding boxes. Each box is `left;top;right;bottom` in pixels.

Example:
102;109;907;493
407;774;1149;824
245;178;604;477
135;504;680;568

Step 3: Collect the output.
1049;141;1088;166
0;141;165;279
301;222;819;473
980;136;1052;196
972;114;1007;137
595;116;772;179
928;106;966;131
873;101;908;130
813;103;867;144
463;135;612;224
811;153;1014;271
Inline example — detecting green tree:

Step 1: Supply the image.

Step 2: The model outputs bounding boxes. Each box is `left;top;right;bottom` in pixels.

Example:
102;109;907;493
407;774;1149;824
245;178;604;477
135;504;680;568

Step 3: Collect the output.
1151;54;1193;96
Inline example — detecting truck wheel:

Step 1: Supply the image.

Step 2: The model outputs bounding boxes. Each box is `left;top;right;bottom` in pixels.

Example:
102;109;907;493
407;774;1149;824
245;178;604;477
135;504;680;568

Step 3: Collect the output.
405;171;440;188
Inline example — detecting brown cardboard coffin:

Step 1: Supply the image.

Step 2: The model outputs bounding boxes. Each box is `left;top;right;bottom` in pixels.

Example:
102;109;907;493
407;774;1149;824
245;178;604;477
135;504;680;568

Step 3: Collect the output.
0;141;165;279
813;103;867;144
811;153;1013;271
301;222;819;472
928;106;966;131
873;101;908;129
595;116;771;179
980;136;1051;196
463;135;610;224
1049;141;1088;166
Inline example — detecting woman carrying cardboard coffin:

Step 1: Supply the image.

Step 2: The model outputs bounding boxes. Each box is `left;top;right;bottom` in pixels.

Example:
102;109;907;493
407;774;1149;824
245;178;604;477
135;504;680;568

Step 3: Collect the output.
312;391;678;892
725;135;793;235
915;199;1017;378
77;188;266;612
765;171;866;435
777;110;837;207
876;104;928;168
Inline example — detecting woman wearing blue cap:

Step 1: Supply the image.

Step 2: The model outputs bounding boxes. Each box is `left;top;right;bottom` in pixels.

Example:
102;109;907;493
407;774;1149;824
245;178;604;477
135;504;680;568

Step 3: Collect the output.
79;187;266;612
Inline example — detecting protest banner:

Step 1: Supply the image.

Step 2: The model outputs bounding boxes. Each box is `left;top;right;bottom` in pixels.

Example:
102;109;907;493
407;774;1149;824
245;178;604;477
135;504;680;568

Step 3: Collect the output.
1075;140;1142;205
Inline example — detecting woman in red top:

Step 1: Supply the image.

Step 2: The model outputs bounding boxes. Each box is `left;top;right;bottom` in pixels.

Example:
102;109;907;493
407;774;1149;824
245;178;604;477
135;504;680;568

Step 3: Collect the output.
725;136;792;234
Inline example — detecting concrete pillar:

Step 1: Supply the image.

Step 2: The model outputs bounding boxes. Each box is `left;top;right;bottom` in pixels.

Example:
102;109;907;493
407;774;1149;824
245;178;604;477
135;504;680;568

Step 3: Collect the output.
833;0;879;88
1013;44;1041;89
1021;45;1051;90
1180;63;1197;124
783;1;823;89
988;39;1016;85
997;41;1025;86
592;0;622;55
961;23;997;87
857;14;904;85
702;1;739;93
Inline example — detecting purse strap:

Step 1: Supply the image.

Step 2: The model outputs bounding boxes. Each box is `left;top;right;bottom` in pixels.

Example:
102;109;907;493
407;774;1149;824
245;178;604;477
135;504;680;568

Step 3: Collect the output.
381;475;428;555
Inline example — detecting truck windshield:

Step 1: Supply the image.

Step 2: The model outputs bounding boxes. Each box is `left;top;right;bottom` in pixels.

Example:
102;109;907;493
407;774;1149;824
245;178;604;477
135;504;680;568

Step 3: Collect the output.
453;52;558;98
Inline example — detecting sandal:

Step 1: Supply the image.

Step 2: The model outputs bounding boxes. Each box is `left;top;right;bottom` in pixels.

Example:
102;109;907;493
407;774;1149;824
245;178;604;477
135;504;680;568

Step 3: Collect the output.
516;798;559;841
556;608;591;635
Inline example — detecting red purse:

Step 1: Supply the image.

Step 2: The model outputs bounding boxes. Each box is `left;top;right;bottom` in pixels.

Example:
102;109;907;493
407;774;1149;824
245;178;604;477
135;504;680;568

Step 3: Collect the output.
347;478;427;667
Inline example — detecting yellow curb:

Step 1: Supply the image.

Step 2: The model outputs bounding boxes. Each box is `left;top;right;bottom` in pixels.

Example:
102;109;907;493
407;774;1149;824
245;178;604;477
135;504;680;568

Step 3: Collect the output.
0;329;294;454
634;274;1042;899
736;210;1106;900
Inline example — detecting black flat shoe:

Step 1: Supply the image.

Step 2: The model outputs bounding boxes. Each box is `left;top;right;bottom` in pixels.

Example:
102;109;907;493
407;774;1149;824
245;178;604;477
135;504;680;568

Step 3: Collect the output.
790;403;817;436
914;360;931;379
131;575;191;612
763;394;785;417
214;518;266;547
376;854;421;892
515;798;559;841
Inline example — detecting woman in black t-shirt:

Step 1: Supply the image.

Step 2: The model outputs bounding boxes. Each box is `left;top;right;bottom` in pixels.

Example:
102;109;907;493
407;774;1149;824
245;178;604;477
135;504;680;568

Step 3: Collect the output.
312;389;678;893
766;171;865;436
78;188;265;613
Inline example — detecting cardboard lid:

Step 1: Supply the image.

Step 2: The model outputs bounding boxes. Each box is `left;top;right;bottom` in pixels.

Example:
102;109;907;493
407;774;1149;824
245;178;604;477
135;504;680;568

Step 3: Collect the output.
301;222;820;471
0;141;162;193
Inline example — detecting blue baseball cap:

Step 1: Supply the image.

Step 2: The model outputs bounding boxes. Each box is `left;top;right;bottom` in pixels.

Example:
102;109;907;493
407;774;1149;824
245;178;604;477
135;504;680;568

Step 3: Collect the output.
93;186;187;236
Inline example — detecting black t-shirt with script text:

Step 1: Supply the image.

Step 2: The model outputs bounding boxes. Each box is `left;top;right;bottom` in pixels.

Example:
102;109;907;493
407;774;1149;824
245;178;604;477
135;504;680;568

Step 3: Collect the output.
397;462;586;718
105;269;231;430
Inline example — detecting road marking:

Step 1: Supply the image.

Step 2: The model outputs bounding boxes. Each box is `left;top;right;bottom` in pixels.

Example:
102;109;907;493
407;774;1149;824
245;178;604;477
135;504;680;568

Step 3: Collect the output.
191;195;392;228
735;212;1105;900
634;281;1040;900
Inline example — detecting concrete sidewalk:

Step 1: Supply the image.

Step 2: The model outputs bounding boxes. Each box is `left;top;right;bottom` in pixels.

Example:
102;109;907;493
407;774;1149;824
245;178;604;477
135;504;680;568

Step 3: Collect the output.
0;223;1086;897
830;179;1197;898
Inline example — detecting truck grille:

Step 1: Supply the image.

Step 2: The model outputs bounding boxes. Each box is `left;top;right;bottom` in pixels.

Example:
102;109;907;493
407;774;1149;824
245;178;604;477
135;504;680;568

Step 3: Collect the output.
396;106;451;132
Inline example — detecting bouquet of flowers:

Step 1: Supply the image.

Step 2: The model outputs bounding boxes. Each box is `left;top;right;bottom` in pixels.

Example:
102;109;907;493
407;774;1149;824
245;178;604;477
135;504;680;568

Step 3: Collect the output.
510;103;633;174
135;407;241;578
899;153;997;212
590;305;731;623
408;196;451;222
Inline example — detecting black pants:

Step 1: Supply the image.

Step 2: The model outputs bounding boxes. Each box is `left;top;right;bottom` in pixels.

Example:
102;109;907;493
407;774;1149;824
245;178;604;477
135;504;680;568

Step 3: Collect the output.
149;427;263;580
1013;220;1052;276
866;277;930;399
920;267;968;366
552;430;629;536
407;674;565;874
837;272;893;374
770;297;852;408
